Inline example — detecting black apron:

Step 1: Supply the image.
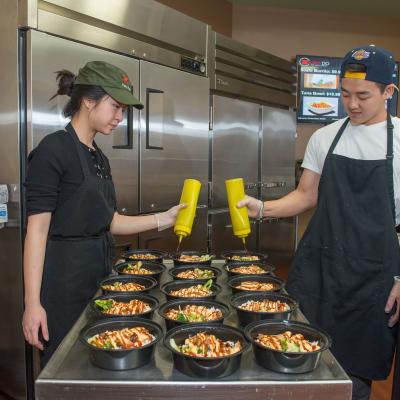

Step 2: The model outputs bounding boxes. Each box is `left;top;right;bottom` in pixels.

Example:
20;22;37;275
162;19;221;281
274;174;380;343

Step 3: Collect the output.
40;123;116;366
287;114;399;380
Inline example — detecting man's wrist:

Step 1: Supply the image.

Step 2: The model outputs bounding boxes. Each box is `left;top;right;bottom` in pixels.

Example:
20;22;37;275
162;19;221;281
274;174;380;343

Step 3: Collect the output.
258;201;264;220
394;275;400;283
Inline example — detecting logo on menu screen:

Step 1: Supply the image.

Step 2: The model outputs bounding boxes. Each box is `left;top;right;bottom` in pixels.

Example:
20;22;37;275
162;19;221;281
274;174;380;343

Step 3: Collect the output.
298;57;330;67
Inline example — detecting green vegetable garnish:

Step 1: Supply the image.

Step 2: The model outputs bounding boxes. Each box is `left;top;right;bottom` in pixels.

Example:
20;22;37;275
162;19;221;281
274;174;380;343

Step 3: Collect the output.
287;342;301;352
280;338;288;352
176;312;187;322
95;299;114;312
203;279;213;290
126;261;142;270
102;340;113;349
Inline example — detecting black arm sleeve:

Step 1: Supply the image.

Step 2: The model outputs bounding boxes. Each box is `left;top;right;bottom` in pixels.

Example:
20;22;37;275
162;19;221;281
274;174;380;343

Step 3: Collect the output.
24;132;67;216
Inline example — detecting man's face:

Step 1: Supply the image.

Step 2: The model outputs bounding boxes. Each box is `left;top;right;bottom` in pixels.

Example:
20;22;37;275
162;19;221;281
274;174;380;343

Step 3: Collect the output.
341;78;391;125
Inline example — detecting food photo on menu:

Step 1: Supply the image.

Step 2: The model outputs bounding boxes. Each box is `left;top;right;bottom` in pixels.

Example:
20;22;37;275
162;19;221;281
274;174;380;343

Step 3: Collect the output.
302;96;339;117
303;73;339;89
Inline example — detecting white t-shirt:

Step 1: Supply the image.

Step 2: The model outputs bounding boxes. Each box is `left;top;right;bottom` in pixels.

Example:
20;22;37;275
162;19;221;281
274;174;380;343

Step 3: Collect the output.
302;116;400;224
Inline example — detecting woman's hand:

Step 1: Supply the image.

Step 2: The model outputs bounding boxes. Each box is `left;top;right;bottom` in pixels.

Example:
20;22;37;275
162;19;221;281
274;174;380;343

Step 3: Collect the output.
22;302;49;350
236;195;263;219
155;203;187;231
385;280;400;327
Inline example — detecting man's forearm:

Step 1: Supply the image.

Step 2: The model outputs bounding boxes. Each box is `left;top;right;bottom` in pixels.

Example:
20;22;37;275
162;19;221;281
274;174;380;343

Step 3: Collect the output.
263;189;317;218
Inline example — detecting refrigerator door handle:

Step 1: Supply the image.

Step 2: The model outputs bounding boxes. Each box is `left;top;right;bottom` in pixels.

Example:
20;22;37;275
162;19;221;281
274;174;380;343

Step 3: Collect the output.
112;106;134;149
244;182;258;190
146;87;164;150
262;181;286;188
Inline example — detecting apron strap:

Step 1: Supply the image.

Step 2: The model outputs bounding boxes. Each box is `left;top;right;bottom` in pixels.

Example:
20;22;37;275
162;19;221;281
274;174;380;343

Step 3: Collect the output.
327;117;350;156
64;123;91;178
386;112;395;224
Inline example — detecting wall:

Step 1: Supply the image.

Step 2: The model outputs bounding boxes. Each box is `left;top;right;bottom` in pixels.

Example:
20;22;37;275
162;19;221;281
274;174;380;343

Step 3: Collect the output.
232;5;400;158
156;0;232;37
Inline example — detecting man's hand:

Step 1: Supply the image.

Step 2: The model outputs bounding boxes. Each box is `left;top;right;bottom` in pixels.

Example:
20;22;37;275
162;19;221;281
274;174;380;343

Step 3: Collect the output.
385;280;400;327
237;195;263;219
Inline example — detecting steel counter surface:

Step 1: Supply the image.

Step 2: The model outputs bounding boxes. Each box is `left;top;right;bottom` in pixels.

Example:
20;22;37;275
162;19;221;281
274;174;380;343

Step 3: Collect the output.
36;260;352;400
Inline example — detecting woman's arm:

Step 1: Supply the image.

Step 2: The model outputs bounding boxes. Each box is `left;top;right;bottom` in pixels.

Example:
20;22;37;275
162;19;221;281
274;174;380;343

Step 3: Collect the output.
22;212;51;350
110;204;186;236
110;213;158;235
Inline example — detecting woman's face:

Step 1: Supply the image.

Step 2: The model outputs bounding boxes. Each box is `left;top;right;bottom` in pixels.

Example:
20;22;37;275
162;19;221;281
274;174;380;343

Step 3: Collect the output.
85;95;127;134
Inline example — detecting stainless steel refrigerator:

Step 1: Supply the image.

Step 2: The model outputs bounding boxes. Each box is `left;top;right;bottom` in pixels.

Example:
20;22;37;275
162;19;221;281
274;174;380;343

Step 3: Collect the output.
1;0;209;398
259;106;297;262
138;61;209;252
209;95;259;254
208;32;297;259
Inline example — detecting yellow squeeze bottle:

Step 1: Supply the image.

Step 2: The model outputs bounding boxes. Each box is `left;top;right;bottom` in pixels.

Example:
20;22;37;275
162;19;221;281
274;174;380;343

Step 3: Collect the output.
174;179;202;244
225;178;251;245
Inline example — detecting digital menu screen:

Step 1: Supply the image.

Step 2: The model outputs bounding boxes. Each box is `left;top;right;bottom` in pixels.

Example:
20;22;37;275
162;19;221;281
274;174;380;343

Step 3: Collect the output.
296;55;399;124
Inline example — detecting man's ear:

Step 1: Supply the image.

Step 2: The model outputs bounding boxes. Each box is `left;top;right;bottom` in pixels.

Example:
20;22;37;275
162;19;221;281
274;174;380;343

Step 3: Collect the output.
384;84;396;100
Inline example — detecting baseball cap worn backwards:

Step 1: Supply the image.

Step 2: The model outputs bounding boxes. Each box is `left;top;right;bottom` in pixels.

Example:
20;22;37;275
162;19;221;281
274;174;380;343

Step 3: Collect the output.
340;45;396;85
75;61;143;109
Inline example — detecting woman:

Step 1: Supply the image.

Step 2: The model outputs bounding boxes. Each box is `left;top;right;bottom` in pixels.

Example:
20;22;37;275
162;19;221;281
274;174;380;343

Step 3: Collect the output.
22;61;184;367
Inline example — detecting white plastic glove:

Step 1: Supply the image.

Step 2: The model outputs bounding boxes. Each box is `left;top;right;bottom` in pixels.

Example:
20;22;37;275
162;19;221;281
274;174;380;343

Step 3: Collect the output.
236;195;263;219
155;203;187;231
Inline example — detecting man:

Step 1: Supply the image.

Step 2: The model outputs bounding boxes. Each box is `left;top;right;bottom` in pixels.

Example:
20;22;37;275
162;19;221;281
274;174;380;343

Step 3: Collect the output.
239;45;400;400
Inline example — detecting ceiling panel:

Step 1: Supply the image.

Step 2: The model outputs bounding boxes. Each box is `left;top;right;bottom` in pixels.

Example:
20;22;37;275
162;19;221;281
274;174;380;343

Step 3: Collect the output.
227;0;400;18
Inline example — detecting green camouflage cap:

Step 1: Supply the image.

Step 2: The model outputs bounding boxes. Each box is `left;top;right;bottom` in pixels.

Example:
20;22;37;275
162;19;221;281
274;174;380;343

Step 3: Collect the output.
75;61;143;109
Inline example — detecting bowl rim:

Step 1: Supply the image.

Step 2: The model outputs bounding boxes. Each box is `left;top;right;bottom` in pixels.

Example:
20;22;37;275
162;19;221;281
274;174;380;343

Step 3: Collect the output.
224;261;275;275
244;319;332;355
220;250;269;261
169;251;215;262
158;298;230;323
114;260;166;276
168;265;222;280
120;248;168;260
91;293;159;317
99;275;158;293
227;274;285;292
164;322;250;360
230;292;299;315
80;317;163;353
160;279;222;298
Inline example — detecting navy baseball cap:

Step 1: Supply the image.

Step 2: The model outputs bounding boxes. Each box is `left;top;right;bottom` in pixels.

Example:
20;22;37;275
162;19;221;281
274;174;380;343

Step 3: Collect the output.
340;45;396;85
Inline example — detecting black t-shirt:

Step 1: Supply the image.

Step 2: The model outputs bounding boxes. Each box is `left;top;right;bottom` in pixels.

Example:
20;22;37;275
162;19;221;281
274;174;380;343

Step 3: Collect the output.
25;130;113;217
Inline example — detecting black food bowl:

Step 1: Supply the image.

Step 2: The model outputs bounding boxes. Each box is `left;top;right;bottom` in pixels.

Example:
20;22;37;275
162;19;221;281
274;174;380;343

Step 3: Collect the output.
164;323;249;378
80;317;163;370
170;251;214;267
158;298;230;330
120;249;167;264
99;275;158;295
91;293;159;320
224;261;274;277
169;265;221;283
115;260;166;283
230;292;298;327
161;279;221;301
221;250;268;263
244;320;331;373
227;274;284;295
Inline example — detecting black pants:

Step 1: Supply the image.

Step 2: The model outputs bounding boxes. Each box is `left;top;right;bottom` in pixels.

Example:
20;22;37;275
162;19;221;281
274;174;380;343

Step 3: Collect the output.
349;374;372;400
